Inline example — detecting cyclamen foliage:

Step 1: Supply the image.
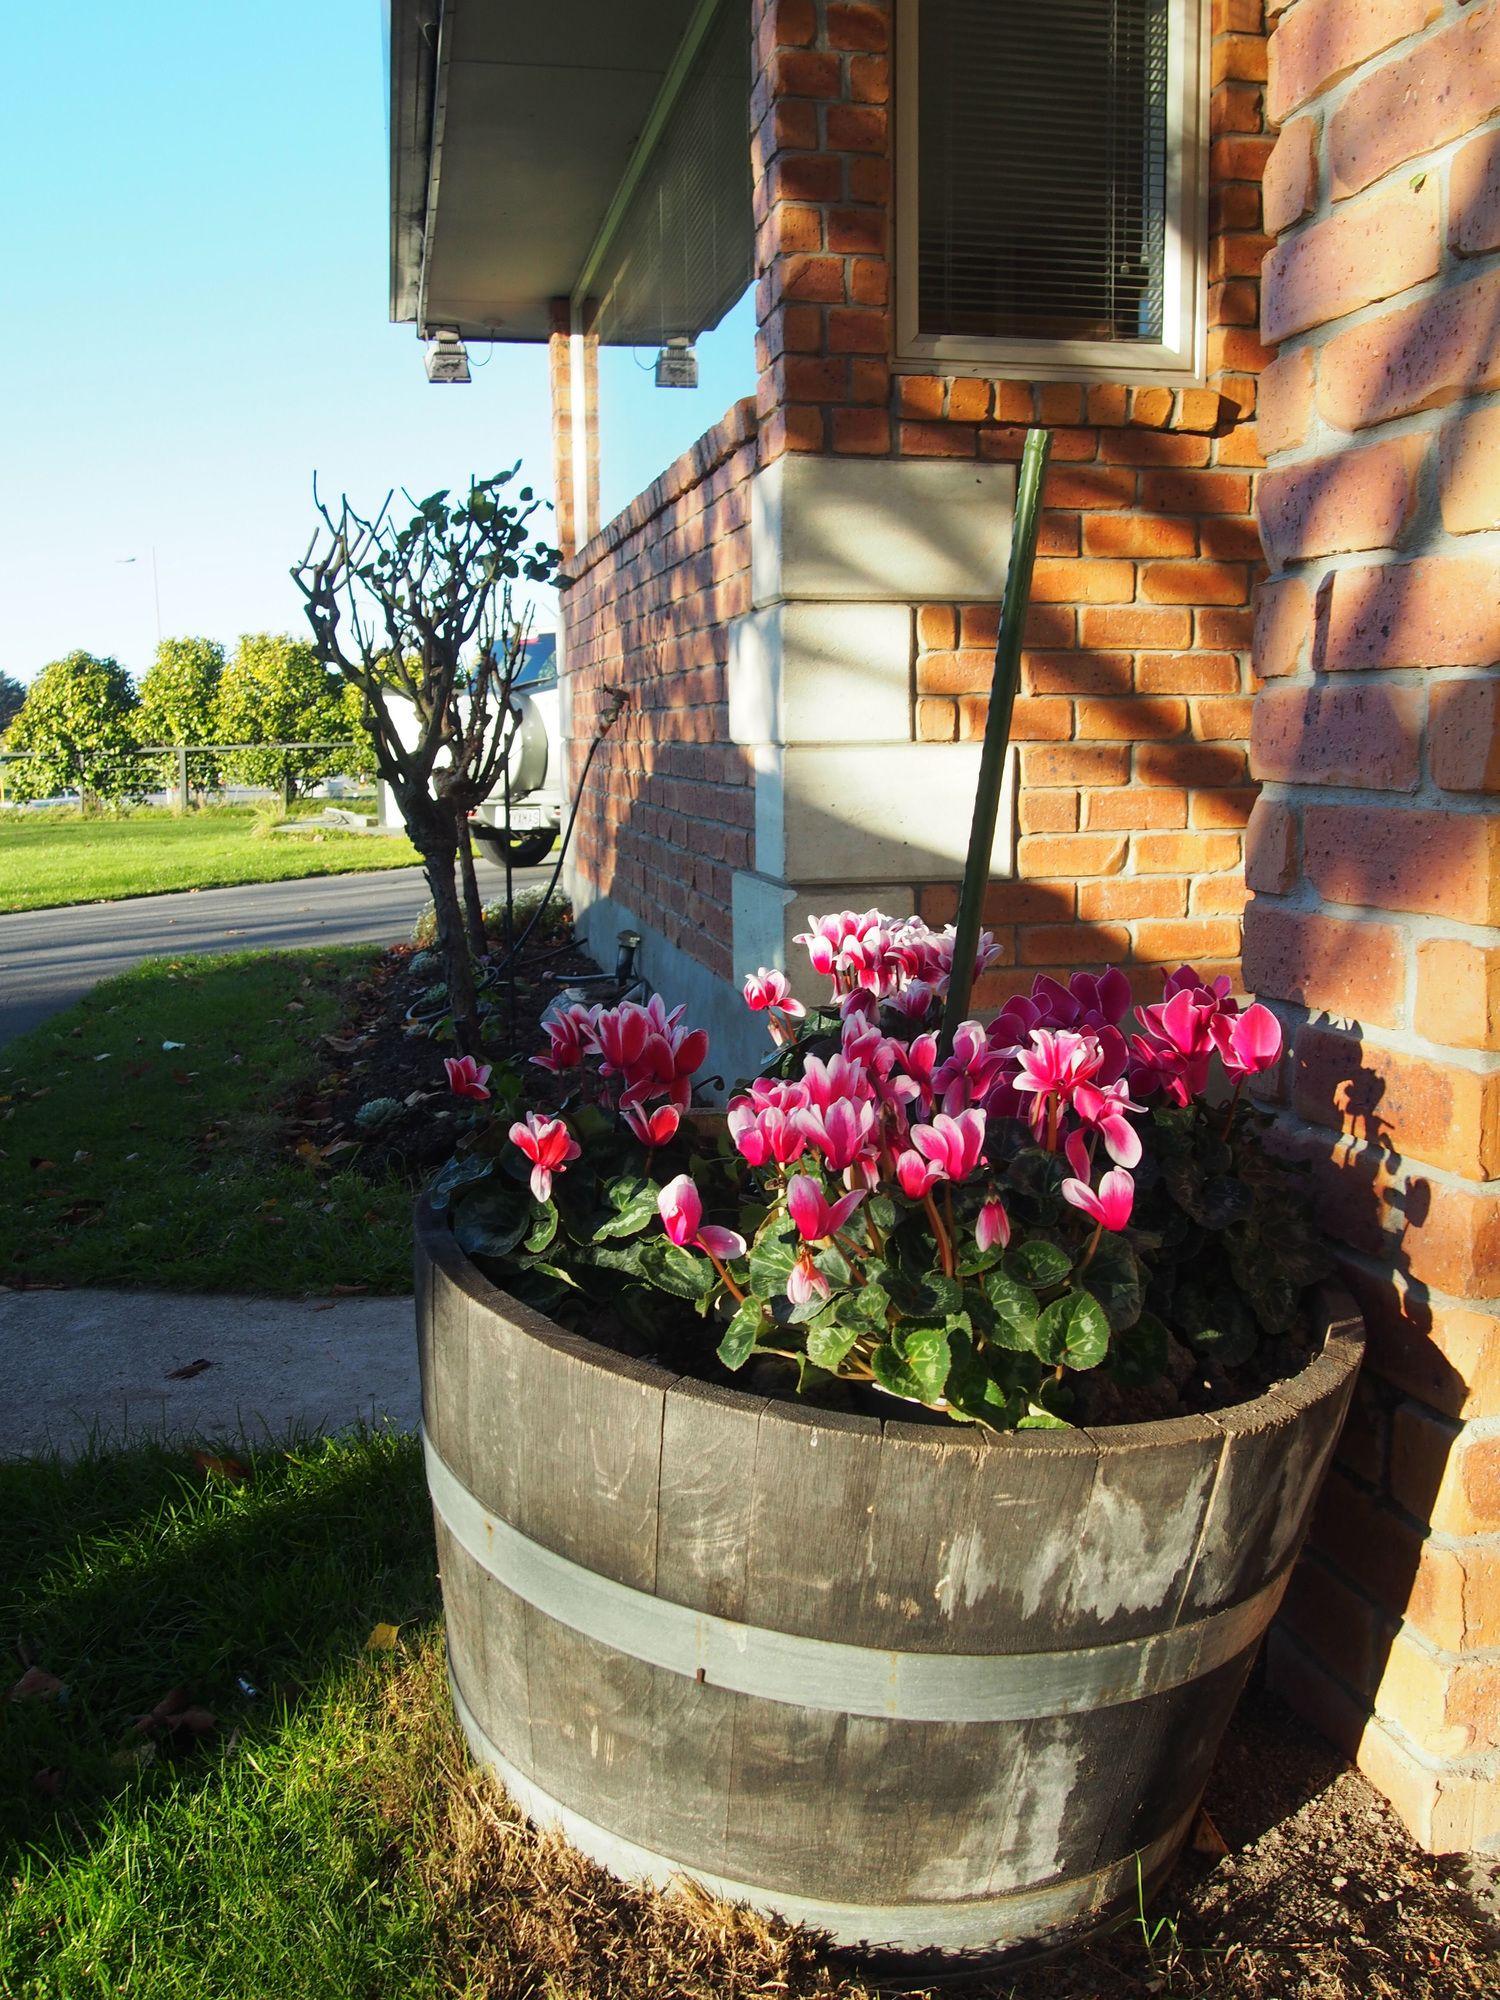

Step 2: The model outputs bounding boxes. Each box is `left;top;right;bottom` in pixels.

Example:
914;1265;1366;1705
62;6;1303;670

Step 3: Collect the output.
440;912;1330;1430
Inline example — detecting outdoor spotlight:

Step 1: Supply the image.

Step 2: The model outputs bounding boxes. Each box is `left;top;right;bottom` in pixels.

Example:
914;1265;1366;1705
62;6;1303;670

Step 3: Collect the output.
424;330;471;384
654;337;698;389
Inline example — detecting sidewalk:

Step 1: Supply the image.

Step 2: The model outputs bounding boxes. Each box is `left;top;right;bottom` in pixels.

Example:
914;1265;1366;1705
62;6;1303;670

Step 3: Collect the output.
0;1285;419;1457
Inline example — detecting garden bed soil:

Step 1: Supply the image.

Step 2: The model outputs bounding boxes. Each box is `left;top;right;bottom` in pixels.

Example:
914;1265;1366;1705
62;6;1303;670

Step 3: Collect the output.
279;920;602;1181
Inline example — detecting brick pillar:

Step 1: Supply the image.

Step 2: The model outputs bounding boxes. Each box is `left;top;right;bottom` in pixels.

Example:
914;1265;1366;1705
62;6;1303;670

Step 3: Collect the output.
1248;0;1500;1852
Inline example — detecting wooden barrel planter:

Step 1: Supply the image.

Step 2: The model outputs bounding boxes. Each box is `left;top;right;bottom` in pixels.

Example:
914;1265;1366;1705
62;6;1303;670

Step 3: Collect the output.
416;1199;1362;1963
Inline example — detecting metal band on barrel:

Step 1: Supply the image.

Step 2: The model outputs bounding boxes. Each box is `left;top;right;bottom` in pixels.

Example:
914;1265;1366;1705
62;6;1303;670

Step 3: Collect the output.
448;1663;1196;1953
425;1427;1287;1724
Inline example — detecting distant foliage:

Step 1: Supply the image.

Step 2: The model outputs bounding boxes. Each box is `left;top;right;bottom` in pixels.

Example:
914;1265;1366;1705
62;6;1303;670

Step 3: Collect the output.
214;633;359;797
5;651;142;805
0;670;24;740
138;636;224;744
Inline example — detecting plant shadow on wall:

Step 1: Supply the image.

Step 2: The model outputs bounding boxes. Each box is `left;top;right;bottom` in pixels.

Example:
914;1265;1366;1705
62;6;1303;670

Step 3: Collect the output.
1241;206;1500;1749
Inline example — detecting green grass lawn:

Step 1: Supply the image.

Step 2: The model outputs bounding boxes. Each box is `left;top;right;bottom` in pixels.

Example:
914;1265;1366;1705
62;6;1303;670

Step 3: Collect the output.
0;1431;449;1999
0;807;418;913
0;949;415;1294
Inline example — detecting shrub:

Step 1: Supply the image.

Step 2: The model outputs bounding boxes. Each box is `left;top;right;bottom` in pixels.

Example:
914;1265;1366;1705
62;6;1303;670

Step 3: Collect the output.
5;652;142;805
433;915;1329;1432
214;634;358;798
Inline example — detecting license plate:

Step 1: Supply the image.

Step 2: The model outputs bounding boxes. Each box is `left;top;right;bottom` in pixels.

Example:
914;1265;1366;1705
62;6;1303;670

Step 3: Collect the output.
503;806;542;829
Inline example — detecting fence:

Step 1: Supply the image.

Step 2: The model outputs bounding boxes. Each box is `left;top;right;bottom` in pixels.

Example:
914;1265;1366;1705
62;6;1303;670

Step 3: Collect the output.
0;742;371;813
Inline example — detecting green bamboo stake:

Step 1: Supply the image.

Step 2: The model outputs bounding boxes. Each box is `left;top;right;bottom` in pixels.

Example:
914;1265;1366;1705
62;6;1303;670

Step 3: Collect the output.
940;426;1052;1048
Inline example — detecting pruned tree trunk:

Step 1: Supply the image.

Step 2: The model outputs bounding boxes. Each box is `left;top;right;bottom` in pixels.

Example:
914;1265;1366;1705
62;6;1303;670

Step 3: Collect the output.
423;841;482;1054
455;809;489;959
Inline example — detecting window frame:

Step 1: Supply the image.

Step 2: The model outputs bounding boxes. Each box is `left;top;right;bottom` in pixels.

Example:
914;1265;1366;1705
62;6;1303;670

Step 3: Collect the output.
892;0;1211;387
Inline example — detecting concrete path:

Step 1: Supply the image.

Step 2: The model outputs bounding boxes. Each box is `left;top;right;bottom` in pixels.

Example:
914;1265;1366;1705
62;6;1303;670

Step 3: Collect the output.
0;867;437;1048
0;1285;420;1458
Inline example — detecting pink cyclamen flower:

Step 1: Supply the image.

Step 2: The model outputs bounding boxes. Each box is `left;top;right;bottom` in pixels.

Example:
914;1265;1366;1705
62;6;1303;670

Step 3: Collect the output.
896;1147;941;1200
444;1055;492;1101
797;1095;878;1176
908;1108;988;1185
1011;1029;1104;1106
622;1101;681;1149
976;1195;1011;1252
657;1174;747;1261
743;967;806;1020
1061;1167;1135;1233
531;1002;597;1075
508;1112;580;1203
787;1249;831;1307
1071;1078;1145;1169
1216;1002;1283;1078
785;1174;866;1242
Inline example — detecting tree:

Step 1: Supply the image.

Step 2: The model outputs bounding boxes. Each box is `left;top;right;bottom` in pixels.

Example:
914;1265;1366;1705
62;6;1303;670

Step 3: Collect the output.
5;652;141;806
138;637;225;799
293;472;563;1053
214;633;355;800
0;670;24;740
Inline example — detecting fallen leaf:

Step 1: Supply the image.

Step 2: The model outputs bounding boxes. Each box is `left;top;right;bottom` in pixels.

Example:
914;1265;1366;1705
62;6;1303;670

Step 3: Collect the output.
328;1283;368;1296
165;1358;213;1381
1192;1807;1229;1857
7;1667;65;1703
365;1623;400;1653
28;1158;56;1172
192;1451;250;1483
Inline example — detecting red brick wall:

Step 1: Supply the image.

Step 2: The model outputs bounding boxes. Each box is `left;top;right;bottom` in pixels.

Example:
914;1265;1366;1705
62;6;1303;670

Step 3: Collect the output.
1246;0;1500;1851
559;400;759;985
752;0;1272;996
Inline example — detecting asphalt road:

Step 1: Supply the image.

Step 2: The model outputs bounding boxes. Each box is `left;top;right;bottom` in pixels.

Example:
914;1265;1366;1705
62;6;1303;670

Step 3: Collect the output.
0;865;542;1048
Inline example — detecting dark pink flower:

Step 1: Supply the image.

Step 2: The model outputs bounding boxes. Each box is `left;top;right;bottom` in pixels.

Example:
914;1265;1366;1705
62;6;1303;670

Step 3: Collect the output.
797;1096;877;1175
531;1003;597;1075
896;1147;941;1200
622;1101;681;1149
508;1112;580;1202
1216;1002;1283;1078
444;1055;492;1101
976;1195;1011;1252
1071;1078;1145;1168
933;1021;1006;1114
657;1174;747;1261
727;1084;810;1168
908;1108;988;1184
1062;1167;1135;1233
786;1174;866;1242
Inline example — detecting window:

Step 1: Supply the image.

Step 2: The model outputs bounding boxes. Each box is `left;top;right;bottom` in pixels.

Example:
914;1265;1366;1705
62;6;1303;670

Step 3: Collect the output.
896;0;1208;384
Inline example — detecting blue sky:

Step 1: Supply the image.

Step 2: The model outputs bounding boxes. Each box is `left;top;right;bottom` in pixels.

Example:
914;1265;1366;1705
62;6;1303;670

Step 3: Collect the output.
2;1;756;685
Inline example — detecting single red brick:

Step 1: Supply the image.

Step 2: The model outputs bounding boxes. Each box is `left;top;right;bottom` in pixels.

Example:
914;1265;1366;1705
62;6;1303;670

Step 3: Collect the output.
1024;650;1131;695
826;1;889;50
1253;683;1422;792
847;256;888;306
1415;939;1500;1054
1086;384;1129;427
1192;695;1255;740
1313;557;1500;672
770;152;843;201
1198;514;1264;562
848;53;890;104
1076;697;1187;741
1141;561;1249;605
1262;182;1440;343
1080;605;1193;648
1438;406;1500;536
1136;741;1249;787
1317;267;1500;433
1138;652;1242;694
1263;117;1319;236
1135;917;1244;963
827;206;885;255
898;420;975;457
765;0;817;47
1045;465;1136;509
1100;430;1213;467
1452;127;1500;258
916;603;956;649
1021;743;1131;786
773;49;842;98
1265;0;1440;125
1305;805;1500;923
1029;557;1135;604
1017;832;1128;879
945;377;990;422
1141;468;1252;514
1019;789;1079;833
898;374;944;417
1131;386;1175;430
1190;786;1260;831
1078;876;1187;922
827;305;888;351
1083;787;1188;831
848;356;890;404
1211;135;1277;182
1134;830;1243;874
779;253;846;303
1329;3;1500;200
914;696;957;742
1258;435;1424;567
1083;514;1196;558
1431;682;1500;792
830;407;891;454
1257;348;1316;456
1245;797;1298;894
825;103;887;151
1019;921;1131;966
1210;80;1266;139
1242;904;1404;1026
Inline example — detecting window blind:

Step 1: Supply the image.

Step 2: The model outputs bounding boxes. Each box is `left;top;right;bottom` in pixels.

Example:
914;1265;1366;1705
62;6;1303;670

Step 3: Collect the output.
917;0;1171;345
590;1;753;349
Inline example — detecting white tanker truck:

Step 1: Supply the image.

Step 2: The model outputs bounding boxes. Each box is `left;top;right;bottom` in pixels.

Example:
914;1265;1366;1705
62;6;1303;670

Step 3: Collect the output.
377;635;563;869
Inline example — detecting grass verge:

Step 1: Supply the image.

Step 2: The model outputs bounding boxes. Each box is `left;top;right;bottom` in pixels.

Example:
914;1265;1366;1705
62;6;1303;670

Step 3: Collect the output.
0;949;414;1293
0;807;417;913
